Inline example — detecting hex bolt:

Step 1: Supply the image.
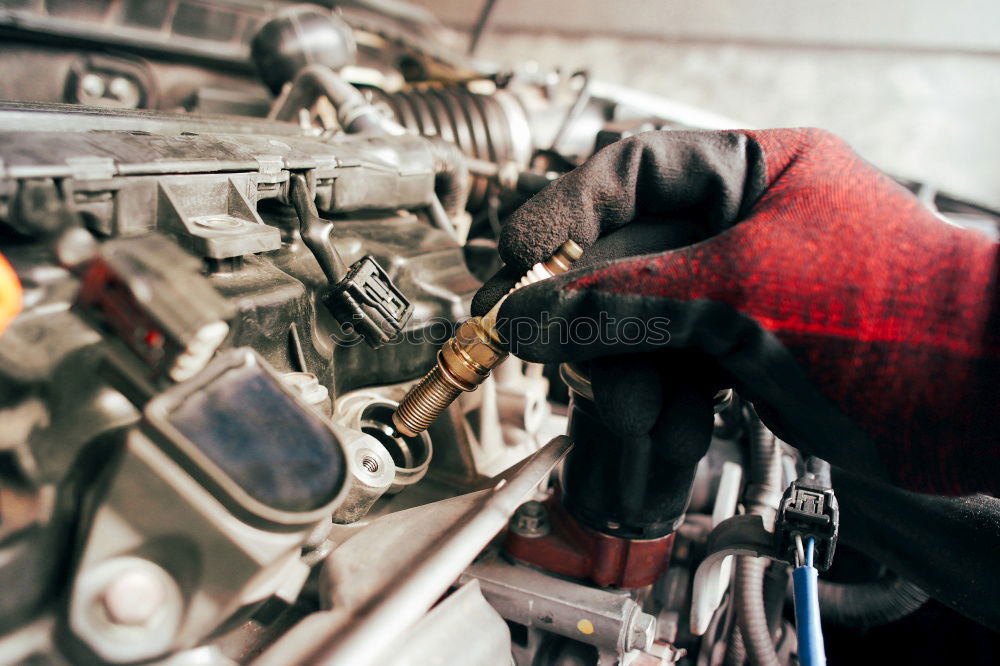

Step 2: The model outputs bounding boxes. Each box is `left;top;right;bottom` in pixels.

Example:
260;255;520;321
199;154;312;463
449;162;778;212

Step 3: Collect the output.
510;500;550;537
626;610;657;652
100;568;166;627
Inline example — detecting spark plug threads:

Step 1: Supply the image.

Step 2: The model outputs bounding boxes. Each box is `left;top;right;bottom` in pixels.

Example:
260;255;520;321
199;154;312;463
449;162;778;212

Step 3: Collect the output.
392;239;583;438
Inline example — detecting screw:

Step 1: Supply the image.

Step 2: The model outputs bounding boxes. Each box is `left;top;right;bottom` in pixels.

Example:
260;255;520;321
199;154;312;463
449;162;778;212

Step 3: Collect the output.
510;500;550;537
100;568;166;627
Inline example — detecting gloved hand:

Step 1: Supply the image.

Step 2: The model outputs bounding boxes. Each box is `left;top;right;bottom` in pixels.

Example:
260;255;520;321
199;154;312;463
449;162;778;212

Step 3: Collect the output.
472;128;998;495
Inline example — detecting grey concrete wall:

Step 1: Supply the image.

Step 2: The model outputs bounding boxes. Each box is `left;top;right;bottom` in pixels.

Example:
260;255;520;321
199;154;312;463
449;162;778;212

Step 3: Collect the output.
408;1;1000;208
413;0;1000;53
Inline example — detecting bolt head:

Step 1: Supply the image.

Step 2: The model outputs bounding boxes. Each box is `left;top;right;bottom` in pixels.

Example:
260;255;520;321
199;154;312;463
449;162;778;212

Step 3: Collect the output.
79;73;106;99
451;319;507;367
510;500;550;537
108;76;139;105
627;611;657;652
101;568;166;627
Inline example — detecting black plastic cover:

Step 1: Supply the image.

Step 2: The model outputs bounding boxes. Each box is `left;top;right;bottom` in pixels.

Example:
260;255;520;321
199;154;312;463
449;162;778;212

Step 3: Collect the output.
151;349;346;516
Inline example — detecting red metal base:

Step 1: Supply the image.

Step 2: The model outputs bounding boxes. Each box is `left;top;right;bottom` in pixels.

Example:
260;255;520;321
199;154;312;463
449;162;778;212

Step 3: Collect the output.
505;498;674;588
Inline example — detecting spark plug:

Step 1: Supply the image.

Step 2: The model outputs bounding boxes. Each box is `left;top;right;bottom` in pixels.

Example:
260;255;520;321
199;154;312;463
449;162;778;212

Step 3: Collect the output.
392;239;583;437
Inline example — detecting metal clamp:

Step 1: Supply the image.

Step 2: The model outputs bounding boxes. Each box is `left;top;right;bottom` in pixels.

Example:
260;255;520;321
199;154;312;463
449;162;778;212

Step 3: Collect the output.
691;463;841;636
689;514;780;636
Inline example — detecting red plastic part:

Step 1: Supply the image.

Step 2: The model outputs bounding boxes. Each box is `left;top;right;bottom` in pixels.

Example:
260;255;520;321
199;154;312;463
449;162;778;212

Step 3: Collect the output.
505;498;674;589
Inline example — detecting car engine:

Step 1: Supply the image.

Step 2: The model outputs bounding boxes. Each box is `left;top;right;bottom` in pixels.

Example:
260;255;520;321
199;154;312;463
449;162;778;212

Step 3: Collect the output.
0;2;997;665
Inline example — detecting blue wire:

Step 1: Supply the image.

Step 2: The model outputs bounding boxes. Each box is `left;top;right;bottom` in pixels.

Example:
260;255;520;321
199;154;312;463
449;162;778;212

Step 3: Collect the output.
793;537;826;666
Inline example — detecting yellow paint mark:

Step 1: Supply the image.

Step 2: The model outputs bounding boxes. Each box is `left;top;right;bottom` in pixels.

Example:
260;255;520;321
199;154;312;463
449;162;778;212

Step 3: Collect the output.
577;619;595;635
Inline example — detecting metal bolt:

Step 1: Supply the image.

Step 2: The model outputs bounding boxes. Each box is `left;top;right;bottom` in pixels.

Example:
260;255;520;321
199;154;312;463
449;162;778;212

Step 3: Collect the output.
626;610;657;652
55;227;98;269
108;76;138;104
80;73;106;99
100;568;166;627
510;500;550;537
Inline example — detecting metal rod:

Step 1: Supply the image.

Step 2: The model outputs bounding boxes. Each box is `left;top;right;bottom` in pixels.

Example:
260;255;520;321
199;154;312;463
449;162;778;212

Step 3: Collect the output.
288;323;308;372
426;195;461;244
468;0;499;55
253;435;574;666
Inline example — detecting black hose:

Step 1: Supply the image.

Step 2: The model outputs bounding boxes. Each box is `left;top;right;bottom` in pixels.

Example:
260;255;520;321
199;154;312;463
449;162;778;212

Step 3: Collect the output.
735;413;783;666
272;64;396;135
724;626;747;666
272;66;469;238
736;558;780;666
744;416;783;516
817;573;928;627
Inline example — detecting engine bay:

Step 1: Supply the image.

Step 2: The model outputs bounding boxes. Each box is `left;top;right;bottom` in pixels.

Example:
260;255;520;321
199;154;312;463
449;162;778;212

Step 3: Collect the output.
0;2;998;665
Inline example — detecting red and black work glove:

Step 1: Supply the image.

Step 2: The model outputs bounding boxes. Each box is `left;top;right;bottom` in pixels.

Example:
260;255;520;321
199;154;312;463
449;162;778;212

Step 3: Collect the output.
472;128;998;496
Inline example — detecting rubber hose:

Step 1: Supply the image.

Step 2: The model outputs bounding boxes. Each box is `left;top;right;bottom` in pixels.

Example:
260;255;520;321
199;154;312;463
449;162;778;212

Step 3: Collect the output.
273;66;469;229
745;416;783;515
736;557;780;666
724;626;747;666
817;574;928;627
273;65;366;125
274;64;406;138
428;138;470;218
735;413;783;666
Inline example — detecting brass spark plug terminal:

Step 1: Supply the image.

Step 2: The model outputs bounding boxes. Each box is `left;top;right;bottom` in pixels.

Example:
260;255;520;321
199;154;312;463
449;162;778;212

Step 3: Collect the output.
392;239;583;437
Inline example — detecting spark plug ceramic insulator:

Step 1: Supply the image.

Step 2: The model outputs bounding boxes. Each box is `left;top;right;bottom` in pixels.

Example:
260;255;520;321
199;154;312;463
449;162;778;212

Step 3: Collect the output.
392;239;583;437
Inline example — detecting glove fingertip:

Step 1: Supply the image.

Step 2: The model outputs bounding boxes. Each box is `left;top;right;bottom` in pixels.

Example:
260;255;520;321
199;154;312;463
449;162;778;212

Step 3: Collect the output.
492;278;569;361
499;220;589;270
470;266;522;317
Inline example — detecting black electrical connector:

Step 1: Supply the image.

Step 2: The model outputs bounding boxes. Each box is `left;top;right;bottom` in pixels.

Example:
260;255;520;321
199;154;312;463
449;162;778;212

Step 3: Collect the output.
775;458;839;572
324;256;413;348
289;174;413;349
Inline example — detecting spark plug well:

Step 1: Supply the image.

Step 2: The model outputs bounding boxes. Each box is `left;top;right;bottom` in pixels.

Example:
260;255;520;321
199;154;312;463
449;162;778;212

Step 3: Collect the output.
392;239;583;438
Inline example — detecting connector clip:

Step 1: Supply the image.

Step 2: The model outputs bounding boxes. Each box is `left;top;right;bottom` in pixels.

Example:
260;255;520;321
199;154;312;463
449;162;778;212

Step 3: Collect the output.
324;256;413;349
776;468;839;572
